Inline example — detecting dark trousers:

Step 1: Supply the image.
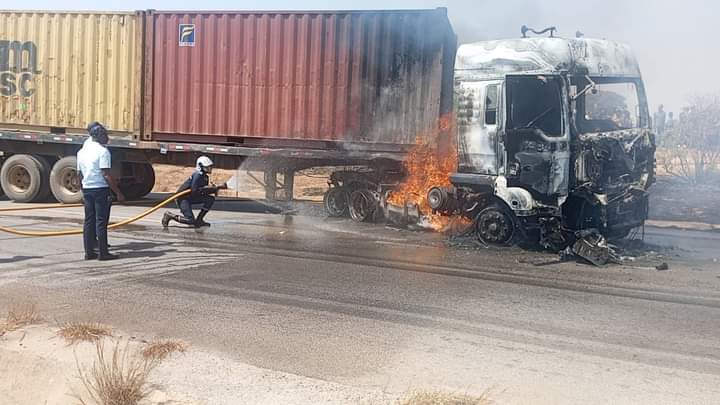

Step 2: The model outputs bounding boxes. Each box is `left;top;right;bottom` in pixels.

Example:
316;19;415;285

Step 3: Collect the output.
83;187;111;255
178;195;215;221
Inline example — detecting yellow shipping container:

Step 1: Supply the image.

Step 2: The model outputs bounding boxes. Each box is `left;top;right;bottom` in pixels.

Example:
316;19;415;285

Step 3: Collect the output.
0;11;142;134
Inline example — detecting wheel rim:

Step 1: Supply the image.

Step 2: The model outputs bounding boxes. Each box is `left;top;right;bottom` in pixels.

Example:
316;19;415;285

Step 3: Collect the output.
350;190;375;222
325;188;348;216
476;208;514;244
60;167;81;193
8;165;31;194
427;187;447;211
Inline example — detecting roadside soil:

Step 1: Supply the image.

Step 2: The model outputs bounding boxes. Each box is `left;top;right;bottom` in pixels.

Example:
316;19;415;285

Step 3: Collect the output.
0;323;391;405
649;175;720;225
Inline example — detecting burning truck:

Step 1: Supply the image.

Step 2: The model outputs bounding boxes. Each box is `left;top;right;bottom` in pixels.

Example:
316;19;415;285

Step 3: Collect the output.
0;9;653;252
333;29;656;250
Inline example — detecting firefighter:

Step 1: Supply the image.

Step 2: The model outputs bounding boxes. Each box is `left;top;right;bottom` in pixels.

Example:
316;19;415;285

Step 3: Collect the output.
162;156;227;228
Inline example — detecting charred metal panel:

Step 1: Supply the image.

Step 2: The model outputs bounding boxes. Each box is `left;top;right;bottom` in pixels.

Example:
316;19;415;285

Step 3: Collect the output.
456;80;502;175
455;38;642;80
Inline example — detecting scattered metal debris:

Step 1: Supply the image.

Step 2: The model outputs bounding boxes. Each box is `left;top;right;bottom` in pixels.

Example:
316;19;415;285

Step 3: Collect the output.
557;229;621;266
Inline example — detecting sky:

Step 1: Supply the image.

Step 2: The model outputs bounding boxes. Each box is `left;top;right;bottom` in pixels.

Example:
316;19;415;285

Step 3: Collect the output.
6;0;718;113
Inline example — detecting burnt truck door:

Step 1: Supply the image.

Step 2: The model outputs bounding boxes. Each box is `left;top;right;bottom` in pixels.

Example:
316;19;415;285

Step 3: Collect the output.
456;79;503;177
504;75;570;205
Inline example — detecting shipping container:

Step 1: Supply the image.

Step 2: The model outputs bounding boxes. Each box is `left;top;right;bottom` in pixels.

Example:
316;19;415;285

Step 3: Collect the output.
0;11;143;134
0;8;456;206
144;9;456;149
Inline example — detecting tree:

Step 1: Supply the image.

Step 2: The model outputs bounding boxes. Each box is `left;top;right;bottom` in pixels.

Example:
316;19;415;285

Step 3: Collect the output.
660;94;720;184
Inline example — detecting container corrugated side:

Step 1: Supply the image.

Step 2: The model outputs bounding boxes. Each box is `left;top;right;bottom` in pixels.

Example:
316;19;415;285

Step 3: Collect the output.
0;11;143;134
146;9;455;148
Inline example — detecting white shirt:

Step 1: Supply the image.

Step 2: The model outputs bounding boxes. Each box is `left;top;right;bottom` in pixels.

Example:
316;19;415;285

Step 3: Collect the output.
77;138;111;189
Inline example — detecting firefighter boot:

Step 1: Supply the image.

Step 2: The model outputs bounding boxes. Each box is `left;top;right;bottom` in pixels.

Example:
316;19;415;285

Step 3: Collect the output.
195;209;211;227
162;212;195;227
161;211;175;228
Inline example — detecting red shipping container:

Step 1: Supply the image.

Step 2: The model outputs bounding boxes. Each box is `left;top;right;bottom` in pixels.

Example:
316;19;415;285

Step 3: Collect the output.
144;9;456;150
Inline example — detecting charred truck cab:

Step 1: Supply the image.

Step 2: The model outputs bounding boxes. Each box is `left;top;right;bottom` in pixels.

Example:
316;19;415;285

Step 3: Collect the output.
429;34;656;248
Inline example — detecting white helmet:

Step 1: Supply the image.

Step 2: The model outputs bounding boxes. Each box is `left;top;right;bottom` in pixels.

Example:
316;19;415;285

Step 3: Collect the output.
196;156;214;172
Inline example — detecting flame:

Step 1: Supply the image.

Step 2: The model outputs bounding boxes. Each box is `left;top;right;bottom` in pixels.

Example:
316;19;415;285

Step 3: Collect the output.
388;114;459;231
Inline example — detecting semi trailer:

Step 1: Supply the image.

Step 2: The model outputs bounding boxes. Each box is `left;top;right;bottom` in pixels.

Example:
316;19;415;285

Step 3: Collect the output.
0;9;455;203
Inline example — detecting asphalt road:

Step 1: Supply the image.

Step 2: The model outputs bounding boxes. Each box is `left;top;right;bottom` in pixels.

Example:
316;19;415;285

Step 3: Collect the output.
1;198;719;404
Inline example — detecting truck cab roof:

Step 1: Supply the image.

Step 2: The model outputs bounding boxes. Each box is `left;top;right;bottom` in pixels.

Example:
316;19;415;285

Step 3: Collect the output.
455;37;642;80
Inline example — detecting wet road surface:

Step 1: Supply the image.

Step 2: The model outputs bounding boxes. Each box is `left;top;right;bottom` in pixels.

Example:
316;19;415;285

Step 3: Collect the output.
1;199;719;403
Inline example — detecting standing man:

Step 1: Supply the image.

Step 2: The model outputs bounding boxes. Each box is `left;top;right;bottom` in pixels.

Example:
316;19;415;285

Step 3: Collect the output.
666;111;675;132
654;105;667;134
77;122;125;261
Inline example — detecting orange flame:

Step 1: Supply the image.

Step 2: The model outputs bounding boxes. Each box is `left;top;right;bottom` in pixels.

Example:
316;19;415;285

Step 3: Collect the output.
388;114;459;231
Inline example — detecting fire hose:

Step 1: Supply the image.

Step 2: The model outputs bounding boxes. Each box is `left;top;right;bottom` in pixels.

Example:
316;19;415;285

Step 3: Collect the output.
0;189;191;237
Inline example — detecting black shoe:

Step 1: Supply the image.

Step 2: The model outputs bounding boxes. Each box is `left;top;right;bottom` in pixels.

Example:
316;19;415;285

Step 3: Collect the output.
195;210;211;228
162;212;174;228
84;253;98;260
194;220;211;228
98;253;119;261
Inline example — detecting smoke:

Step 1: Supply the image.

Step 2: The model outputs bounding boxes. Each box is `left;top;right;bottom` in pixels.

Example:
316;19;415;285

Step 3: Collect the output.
14;0;716;118
443;0;719;114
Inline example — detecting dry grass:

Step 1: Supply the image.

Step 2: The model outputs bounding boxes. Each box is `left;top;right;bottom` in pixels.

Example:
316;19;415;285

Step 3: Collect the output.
141;339;189;361
74;340;159;405
399;390;494;405
0;303;41;336
57;322;113;345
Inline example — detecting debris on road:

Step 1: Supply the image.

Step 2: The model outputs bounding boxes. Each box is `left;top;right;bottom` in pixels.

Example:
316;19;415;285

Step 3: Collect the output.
565;230;621;266
656;262;670;271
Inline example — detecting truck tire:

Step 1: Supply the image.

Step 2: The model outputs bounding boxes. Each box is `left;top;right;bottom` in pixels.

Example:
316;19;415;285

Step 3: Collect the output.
49;156;83;204
122;163;155;200
0;157;5;199
474;203;516;245
323;187;349;217
0;154;51;203
136;163;156;197
349;189;377;222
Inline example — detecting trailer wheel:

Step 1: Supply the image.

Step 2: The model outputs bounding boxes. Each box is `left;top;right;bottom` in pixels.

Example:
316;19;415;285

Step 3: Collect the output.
0;157;5;199
474;203;516;245
135;163;156;197
349;189;377;222
0;154;51;203
122;163;156;200
323;187;349;217
49;156;83;204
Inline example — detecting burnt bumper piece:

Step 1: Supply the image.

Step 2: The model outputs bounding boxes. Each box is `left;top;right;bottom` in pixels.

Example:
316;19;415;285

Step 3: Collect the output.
603;188;649;237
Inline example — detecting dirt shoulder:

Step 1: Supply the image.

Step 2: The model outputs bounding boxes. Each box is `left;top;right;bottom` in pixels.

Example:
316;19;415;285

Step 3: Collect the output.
0;323;390;405
649;175;720;225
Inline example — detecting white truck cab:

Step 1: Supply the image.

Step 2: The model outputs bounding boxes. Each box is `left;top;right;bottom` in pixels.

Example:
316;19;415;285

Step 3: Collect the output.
430;35;656;248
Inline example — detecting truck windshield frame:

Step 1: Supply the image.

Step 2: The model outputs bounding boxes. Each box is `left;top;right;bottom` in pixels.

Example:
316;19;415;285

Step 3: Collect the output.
574;77;648;133
506;75;564;137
